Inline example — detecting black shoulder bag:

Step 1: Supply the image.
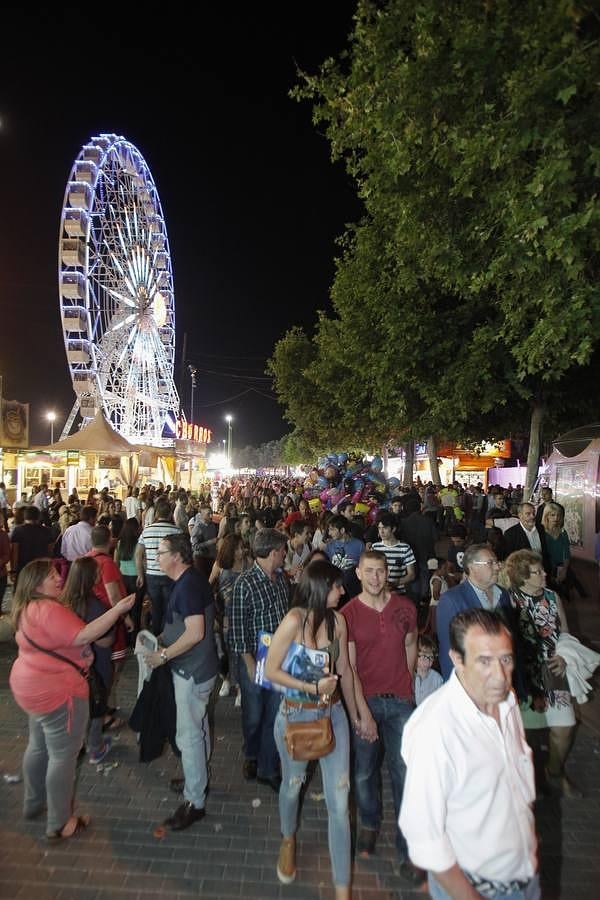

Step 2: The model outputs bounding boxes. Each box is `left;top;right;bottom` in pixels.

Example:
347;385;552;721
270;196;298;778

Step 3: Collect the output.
21;630;107;718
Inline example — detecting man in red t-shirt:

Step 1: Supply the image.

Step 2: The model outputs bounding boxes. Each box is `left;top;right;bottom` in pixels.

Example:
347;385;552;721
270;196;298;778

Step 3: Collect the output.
87;525;131;712
87;525;127;610
342;550;423;886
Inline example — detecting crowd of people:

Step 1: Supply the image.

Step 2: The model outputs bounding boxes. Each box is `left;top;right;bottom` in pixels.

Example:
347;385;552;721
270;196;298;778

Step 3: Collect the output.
2;473;597;899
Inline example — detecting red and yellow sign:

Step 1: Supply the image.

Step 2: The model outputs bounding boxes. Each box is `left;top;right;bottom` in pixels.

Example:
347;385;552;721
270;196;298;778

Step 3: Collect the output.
175;420;212;444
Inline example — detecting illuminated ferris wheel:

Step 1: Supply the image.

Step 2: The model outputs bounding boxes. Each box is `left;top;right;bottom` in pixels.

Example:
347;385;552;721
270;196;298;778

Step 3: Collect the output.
58;133;179;445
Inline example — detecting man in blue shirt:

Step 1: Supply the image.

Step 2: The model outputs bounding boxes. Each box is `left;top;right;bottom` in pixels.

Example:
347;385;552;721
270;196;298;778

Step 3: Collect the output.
143;532;218;831
436;544;514;681
325;515;365;573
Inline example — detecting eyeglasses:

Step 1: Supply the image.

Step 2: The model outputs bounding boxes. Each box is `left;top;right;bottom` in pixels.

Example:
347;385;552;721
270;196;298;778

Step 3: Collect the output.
418;653;435;661
156;549;173;557
471;559;500;568
529;569;545;576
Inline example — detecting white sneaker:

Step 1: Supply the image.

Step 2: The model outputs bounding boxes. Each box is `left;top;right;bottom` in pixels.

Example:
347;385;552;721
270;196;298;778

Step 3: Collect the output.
234;690;242;708
219;678;231;698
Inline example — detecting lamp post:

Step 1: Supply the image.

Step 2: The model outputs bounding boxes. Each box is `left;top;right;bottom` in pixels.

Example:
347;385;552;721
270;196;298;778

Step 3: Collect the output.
46;411;56;444
188;365;197;424
225;414;233;465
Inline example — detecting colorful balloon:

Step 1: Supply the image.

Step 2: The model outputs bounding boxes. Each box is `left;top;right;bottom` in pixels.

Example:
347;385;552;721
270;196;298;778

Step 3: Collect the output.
371;455;383;474
324;464;339;482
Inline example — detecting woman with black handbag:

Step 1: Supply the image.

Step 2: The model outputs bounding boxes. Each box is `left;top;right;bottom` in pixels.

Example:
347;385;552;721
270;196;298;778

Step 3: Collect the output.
265;560;360;899
9;558;135;840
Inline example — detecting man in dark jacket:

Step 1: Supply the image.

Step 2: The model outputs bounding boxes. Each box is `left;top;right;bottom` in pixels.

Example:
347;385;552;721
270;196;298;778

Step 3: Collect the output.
397;494;438;603
436;544;516;682
502;502;551;573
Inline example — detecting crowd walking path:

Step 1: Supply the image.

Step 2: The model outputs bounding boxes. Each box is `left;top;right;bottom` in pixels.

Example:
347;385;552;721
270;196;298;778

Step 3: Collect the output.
0;564;599;900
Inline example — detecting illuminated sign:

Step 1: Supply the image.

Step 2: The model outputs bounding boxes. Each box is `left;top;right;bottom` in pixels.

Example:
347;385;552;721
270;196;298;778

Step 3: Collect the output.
176;420;212;444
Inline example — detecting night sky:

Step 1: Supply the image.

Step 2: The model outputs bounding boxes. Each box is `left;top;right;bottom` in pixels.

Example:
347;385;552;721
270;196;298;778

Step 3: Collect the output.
0;6;361;450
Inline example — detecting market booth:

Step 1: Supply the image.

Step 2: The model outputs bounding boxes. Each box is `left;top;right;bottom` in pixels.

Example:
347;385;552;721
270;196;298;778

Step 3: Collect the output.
8;409;214;498
28;411;140;498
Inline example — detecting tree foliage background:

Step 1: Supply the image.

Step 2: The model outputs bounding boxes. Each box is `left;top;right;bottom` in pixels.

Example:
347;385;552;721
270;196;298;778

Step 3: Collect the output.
268;0;600;488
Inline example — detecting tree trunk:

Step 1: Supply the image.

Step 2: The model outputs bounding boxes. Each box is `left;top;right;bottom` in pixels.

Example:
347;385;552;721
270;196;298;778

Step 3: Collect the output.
427;436;442;485
402;440;415;488
525;400;545;500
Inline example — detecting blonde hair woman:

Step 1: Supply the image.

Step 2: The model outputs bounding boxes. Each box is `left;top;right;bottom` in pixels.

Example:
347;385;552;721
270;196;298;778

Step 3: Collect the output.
541;502;571;590
9;559;134;839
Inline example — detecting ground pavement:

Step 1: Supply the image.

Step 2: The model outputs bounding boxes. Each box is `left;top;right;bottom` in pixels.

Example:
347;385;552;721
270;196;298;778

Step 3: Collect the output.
0;564;599;900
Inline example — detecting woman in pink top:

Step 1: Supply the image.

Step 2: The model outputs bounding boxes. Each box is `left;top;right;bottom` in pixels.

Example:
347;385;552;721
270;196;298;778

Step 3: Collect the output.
9;558;135;839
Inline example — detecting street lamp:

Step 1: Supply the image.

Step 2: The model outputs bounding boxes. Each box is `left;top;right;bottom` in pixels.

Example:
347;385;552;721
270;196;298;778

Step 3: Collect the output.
188;365;197;424
46;411;56;444
225;414;233;465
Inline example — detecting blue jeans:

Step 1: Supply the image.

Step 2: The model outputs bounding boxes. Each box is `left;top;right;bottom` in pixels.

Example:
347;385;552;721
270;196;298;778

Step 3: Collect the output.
429;873;541;900
275;701;351;887
172;672;217;809
146;574;173;635
238;662;281;778
353;695;414;860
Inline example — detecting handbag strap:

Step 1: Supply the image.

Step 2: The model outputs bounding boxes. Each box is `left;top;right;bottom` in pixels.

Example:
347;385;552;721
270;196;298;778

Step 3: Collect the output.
21;628;88;680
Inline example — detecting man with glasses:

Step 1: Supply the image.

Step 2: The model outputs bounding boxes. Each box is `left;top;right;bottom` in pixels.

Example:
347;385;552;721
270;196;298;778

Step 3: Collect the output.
230;528;289;791
436;544;514;680
143;532;218;830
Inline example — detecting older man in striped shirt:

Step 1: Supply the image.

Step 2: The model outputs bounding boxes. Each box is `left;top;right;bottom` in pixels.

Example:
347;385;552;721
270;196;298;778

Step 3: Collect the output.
135;497;181;634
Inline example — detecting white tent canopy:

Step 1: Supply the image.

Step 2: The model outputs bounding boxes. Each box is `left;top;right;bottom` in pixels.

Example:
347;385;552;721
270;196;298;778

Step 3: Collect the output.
32;411;138;454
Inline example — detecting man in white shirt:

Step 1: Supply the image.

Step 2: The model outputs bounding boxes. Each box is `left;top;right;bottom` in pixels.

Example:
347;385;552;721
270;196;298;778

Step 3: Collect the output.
61;505;98;561
174;490;190;532
124;486;142;523
400;608;539;900
33;485;49;513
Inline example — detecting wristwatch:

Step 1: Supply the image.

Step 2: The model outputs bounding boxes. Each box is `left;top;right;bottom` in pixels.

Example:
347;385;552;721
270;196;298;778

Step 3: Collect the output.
159;649;169;665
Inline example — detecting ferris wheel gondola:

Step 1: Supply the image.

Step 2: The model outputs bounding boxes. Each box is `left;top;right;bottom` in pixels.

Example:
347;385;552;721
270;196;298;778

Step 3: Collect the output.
58;133;179;445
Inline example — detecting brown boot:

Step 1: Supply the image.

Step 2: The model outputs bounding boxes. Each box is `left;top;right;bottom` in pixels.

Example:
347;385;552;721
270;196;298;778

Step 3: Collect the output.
277;836;296;884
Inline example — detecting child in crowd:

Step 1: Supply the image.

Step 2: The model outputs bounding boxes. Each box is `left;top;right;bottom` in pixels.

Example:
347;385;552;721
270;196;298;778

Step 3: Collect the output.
422;558;456;635
414;634;443;706
447;523;466;573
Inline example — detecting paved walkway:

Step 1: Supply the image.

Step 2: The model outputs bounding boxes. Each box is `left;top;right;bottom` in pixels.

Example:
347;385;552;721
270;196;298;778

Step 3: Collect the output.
0;564;599;899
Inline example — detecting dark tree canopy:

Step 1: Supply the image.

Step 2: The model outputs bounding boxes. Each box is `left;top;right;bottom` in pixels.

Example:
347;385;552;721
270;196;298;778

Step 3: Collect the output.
270;1;600;483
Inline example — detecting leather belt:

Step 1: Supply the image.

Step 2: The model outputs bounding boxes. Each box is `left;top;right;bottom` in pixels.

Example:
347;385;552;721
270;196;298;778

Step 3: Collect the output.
285;689;340;710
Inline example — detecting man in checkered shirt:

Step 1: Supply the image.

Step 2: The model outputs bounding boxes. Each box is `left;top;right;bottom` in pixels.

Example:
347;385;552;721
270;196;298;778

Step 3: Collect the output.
230;528;289;791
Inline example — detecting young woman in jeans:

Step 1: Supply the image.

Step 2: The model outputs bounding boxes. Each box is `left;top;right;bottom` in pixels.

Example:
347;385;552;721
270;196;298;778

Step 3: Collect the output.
9;558;134;839
265;560;360;899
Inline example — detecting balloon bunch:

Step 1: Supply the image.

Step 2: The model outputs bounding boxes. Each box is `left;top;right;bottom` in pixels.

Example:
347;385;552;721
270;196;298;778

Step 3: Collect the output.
302;452;402;521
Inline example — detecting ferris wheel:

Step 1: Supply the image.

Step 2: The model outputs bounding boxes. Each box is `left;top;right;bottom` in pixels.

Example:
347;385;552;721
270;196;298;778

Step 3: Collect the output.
58;133;180;445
